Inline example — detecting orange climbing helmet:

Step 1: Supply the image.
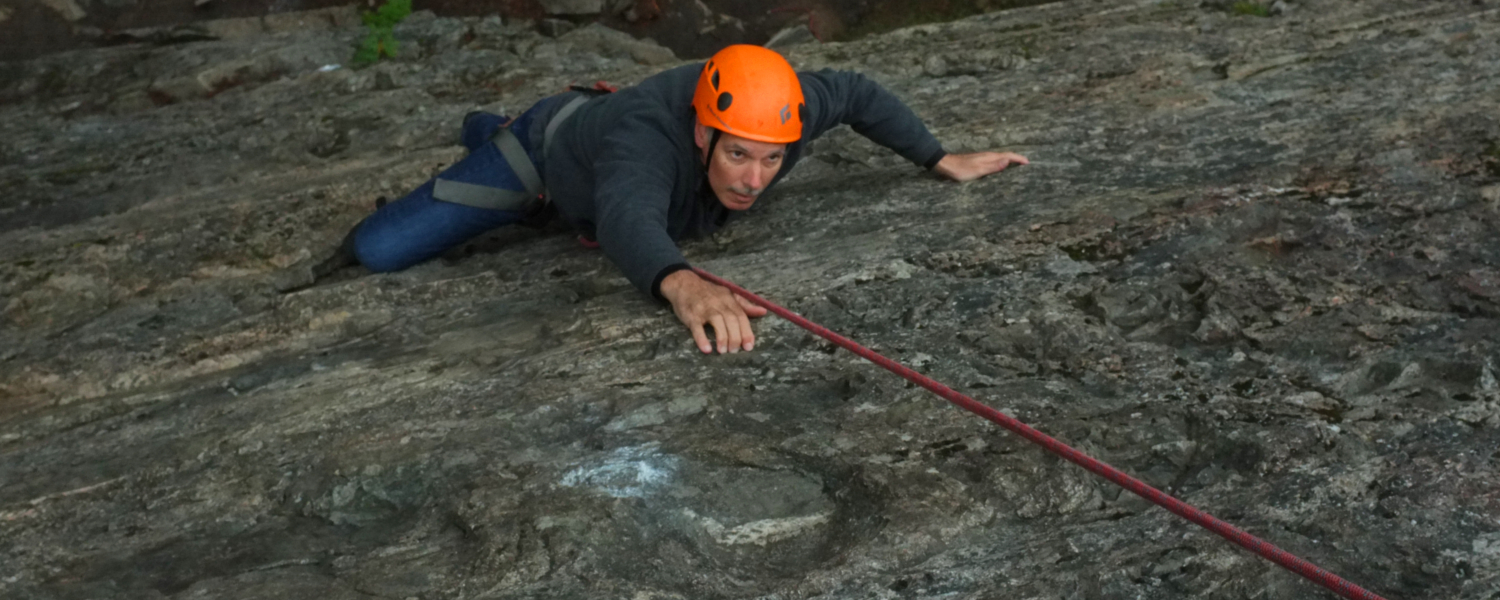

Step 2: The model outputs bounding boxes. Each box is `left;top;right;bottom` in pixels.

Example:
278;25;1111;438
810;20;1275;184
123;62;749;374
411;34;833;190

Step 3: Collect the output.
693;45;805;144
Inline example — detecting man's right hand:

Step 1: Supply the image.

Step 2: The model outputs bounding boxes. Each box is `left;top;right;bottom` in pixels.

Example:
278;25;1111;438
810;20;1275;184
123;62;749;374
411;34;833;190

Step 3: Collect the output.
659;269;768;354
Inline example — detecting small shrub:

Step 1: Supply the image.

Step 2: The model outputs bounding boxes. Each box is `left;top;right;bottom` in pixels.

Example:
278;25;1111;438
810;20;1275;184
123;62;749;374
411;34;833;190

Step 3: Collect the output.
1230;1;1271;17
353;0;412;66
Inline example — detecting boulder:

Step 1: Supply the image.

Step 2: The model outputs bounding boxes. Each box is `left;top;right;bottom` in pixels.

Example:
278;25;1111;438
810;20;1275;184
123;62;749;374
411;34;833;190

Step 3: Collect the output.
559;22;675;65
538;0;605;16
40;0;86;22
764;23;816;51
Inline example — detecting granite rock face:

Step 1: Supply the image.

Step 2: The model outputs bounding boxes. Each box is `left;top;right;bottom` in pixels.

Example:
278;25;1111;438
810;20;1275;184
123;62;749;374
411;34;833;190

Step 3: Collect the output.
2;1;1499;599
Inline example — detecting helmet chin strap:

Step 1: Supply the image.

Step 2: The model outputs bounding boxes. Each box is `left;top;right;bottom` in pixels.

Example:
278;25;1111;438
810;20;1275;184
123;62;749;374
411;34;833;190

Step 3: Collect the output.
704;128;722;168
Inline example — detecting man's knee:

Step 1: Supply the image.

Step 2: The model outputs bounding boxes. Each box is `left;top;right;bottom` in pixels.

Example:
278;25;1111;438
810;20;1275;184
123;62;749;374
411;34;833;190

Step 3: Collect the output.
352;224;422;273
353;244;411;273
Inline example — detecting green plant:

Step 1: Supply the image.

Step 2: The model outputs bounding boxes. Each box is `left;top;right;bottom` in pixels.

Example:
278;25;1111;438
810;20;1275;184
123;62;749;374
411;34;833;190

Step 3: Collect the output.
1230;1;1271;17
353;0;412;66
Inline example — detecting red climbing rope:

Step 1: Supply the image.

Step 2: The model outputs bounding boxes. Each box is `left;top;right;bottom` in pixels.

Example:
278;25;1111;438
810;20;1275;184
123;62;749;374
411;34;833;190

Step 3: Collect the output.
692;267;1390;600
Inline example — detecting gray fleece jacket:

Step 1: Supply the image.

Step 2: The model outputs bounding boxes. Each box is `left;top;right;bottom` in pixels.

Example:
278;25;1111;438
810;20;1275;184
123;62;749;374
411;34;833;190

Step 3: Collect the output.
541;63;946;299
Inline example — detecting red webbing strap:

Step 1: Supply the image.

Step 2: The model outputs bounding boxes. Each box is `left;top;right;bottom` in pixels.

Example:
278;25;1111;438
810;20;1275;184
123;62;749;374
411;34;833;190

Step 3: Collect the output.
692;267;1390;600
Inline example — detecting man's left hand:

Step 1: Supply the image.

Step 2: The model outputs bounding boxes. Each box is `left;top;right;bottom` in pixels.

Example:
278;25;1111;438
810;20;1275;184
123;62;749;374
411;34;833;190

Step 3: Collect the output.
934;152;1029;182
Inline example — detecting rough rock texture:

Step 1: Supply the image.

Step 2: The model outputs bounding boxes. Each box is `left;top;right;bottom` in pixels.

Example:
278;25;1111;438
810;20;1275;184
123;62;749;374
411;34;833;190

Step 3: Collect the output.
3;1;1500;599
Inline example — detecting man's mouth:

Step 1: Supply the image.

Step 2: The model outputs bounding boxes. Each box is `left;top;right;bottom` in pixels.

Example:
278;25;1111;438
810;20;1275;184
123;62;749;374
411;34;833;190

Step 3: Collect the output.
727;190;757;205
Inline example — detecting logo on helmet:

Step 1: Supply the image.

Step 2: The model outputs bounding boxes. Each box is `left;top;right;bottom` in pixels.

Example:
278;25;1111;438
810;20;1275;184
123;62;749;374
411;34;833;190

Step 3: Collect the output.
779;104;791;124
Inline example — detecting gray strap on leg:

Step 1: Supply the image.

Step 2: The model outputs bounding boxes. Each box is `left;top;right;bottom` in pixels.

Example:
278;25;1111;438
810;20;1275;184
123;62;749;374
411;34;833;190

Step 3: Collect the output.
432;178;538;211
492;127;543;197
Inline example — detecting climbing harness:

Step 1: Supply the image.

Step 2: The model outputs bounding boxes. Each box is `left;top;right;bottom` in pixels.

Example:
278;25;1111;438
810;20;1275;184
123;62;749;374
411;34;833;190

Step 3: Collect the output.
432;83;611;213
691;267;1391;600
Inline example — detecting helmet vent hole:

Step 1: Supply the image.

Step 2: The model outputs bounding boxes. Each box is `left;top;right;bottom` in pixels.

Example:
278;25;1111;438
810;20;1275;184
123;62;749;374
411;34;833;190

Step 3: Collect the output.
711;70;720;91
797;102;807;123
717;92;733;112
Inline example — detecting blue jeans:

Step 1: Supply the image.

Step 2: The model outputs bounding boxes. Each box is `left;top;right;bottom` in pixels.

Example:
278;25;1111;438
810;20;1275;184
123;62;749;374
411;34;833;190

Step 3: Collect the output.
352;96;565;272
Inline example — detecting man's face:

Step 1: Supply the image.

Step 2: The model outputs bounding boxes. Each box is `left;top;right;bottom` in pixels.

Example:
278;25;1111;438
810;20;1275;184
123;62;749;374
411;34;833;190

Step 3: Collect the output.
694;123;787;211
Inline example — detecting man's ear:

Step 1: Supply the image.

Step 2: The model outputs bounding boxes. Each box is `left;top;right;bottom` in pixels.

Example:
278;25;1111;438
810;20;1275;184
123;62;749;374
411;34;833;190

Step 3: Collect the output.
693;121;709;151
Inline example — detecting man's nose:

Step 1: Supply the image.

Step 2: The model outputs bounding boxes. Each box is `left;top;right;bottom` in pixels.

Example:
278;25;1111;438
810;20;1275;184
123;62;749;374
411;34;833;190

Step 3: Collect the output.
745;163;767;190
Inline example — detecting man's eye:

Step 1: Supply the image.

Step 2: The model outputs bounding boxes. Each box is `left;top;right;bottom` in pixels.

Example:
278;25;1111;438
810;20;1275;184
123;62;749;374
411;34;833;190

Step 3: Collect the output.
730;151;745;159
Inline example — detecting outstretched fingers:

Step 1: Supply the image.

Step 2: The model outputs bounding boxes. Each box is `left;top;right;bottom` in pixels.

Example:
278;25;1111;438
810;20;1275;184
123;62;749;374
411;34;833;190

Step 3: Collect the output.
977;152;1028;177
735;294;769;317
994;152;1029;172
661;270;766;355
710;314;731;354
735;310;755;352
690;320;713;354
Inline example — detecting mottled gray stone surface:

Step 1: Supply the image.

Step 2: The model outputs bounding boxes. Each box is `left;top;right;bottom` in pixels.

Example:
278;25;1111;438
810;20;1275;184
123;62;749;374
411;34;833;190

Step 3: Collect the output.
2;1;1499;599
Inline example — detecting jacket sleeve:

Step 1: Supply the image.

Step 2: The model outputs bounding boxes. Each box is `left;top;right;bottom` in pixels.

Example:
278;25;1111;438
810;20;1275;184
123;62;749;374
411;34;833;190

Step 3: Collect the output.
799;69;947;169
591;112;691;299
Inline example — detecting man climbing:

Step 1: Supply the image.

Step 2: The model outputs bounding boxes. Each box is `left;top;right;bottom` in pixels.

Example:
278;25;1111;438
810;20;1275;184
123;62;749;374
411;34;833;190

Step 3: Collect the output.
322;44;1028;355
